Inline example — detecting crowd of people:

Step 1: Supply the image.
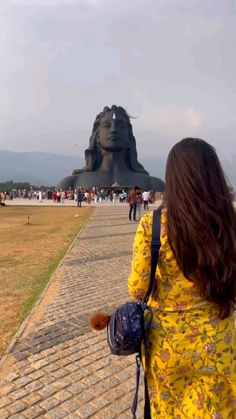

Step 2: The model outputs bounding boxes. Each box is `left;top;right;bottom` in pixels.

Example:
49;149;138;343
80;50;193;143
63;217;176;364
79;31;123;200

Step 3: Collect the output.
0;187;160;208
51;188;158;207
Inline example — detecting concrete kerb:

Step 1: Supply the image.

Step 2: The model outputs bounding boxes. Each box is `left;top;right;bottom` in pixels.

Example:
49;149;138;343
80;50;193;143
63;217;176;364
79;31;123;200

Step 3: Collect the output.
0;208;95;370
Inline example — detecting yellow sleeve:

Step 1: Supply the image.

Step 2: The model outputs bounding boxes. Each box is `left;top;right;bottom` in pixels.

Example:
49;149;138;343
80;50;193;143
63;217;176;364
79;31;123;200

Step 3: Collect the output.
128;213;153;300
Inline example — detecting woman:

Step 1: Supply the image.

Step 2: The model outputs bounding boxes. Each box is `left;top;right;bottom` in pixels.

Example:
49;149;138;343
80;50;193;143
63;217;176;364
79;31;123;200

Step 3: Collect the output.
128;138;236;418
136;187;143;221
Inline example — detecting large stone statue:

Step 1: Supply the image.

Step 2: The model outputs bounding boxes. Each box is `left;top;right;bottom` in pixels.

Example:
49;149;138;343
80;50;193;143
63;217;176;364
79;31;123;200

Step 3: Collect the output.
57;105;164;191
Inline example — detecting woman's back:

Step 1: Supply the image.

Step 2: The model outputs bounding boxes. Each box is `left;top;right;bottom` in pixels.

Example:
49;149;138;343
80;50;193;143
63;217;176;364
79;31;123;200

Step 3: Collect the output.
128;138;236;418
129;210;235;418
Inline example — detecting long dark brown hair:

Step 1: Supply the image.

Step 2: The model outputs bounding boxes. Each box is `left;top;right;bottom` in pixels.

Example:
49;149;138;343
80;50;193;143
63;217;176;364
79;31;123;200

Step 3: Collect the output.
164;138;236;318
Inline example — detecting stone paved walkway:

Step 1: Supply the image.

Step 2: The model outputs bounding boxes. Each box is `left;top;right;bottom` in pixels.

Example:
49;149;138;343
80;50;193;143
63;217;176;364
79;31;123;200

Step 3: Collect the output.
0;206;145;419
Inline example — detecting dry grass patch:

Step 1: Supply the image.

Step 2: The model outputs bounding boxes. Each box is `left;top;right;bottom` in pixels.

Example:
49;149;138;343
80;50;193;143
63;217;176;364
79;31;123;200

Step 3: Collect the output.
0;205;93;356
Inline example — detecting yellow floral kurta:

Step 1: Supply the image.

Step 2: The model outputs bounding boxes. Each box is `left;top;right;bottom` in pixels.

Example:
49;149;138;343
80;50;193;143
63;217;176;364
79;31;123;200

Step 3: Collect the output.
128;210;236;419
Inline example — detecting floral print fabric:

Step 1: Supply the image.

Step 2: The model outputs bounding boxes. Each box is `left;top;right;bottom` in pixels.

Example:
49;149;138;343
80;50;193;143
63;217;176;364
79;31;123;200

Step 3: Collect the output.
128;210;236;418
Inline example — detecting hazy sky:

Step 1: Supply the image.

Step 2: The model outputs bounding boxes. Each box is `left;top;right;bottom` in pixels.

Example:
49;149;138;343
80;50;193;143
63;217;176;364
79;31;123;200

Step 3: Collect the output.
0;0;236;161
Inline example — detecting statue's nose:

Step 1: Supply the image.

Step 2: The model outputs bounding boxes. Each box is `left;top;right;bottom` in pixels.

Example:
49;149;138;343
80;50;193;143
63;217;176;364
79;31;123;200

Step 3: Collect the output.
110;120;116;134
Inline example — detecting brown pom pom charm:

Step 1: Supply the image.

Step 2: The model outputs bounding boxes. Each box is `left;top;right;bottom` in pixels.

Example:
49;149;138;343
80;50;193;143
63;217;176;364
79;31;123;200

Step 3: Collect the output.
89;312;111;331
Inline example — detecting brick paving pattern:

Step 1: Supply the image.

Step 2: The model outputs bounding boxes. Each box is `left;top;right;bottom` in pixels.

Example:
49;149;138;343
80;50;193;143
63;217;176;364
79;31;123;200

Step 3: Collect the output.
0;207;145;418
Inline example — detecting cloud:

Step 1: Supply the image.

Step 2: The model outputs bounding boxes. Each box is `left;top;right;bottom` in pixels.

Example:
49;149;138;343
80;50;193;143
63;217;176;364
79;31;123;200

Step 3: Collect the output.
184;107;205;128
133;89;206;135
0;0;235;158
7;0;108;8
8;0;75;5
86;0;108;6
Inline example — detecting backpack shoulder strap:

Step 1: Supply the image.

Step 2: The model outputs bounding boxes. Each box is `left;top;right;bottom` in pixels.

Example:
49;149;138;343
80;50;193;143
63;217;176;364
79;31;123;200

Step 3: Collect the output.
144;209;161;303
132;210;161;418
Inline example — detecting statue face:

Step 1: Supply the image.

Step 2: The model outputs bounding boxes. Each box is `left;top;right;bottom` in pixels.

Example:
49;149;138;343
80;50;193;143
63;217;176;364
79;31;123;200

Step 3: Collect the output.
98;111;129;152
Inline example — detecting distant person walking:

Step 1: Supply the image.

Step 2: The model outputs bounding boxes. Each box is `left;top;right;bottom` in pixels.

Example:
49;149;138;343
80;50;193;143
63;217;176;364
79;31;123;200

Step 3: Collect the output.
57;190;61;203
112;191;117;204
98;191;102;203
53;190;57;203
128;187;137;221
77;189;83;207
61;190;65;204
136;187;142;221
38;189;42;203
149;190;155;204
87;191;92;204
142;189;149;210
